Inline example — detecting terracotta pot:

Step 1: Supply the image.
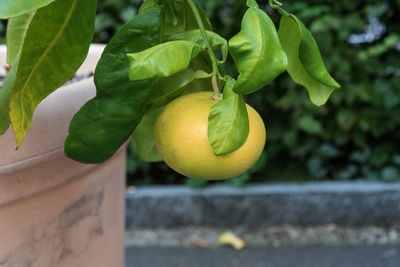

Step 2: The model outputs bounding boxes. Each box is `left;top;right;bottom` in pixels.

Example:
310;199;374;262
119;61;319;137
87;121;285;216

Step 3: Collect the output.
0;45;125;267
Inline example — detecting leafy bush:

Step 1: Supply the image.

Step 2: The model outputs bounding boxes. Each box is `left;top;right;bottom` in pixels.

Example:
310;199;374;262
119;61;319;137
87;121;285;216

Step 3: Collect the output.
99;0;400;185
3;0;399;184
130;0;400;185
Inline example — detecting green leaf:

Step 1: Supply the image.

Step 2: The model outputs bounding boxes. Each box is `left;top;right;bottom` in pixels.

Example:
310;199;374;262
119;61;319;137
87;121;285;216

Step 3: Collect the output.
9;0;97;148
184;1;212;31
127;40;201;81
145;67;197;112
208;77;249;155
145;64;211;113
65;7;163;163
6;12;34;66
167;29;228;63
161;0;212;37
65;83;152;163
138;0;159;14
246;0;258;8
0;0;54;19
278;14;340;106
229;3;287;95
298;21;341;88
94;7;162;96
133;107;163;162
0;56;19;134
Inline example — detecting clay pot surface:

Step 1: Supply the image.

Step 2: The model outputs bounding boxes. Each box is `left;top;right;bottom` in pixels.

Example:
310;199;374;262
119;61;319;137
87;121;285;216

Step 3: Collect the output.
0;44;125;267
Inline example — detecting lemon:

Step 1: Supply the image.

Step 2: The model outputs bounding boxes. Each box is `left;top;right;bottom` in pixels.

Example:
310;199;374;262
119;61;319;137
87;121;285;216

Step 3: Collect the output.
154;91;266;180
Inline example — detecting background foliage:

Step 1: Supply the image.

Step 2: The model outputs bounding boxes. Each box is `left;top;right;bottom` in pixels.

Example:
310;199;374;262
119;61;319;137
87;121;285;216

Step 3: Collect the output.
2;0;399;185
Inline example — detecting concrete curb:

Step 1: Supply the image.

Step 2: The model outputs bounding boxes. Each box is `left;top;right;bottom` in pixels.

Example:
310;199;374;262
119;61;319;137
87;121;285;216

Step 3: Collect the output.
125;182;400;229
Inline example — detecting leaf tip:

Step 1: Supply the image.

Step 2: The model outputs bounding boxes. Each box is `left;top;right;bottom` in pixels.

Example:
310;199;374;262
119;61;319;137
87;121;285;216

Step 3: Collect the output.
310;94;330;106
15;138;22;150
332;80;341;89
246;0;259;8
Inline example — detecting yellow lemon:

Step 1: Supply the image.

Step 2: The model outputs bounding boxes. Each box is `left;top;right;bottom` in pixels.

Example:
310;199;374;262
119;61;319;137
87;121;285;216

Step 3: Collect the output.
154;91;266;180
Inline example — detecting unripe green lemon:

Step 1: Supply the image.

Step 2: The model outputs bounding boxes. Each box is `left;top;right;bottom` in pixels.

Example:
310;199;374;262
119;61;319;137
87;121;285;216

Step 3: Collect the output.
154;91;266;180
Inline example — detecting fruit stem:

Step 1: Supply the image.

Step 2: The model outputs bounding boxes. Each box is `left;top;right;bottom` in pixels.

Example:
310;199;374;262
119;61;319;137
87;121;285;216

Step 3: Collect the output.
186;0;222;98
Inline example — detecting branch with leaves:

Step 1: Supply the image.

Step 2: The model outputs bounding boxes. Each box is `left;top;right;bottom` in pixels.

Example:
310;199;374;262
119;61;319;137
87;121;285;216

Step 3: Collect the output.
0;0;340;166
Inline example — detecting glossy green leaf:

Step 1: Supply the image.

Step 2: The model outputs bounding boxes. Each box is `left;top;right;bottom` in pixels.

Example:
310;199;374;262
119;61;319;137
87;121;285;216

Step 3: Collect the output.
0;56;19;134
157;0;214;84
278;14;340;106
127;40;201;81
6;12;34;66
0;0;54;19
184;50;214;95
298;19;341;88
146;67;211;112
9;0;96;148
65;7;163;163
246;0;258;8
133;107;163;162
168;30;228;63
146;67;197;112
229;0;287;95
138;0;159;14
208;77;249;155
65;81;152;163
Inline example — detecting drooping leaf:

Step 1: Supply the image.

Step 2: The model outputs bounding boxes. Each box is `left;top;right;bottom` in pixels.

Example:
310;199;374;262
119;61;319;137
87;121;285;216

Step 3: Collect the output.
127;40;201;81
65;7;163;163
9;0;97;148
157;0;214;88
94;7;162;95
208;77;249;155
146;67;197;112
0;0;54;19
133;107;163;162
229;0;287;95
278;14;340;106
6;12;34;66
168;29;228;63
2;13;30;133
146;67;211;112
298;19;341;88
0;56;19;134
65;81;152;163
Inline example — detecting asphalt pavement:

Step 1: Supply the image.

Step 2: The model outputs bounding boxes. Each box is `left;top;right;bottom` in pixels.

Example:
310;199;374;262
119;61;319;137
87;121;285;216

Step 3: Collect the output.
126;245;400;267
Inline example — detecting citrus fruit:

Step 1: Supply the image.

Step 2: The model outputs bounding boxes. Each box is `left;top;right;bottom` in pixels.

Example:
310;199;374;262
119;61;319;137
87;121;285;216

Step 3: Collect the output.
154;91;266;180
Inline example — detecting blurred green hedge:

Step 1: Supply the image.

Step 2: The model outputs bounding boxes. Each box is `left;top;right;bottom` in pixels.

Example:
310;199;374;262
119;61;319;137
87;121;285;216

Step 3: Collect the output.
2;0;400;185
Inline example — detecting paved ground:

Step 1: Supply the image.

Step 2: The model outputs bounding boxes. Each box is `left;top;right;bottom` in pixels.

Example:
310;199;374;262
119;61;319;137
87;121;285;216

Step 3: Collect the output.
126;245;400;267
126;225;400;247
